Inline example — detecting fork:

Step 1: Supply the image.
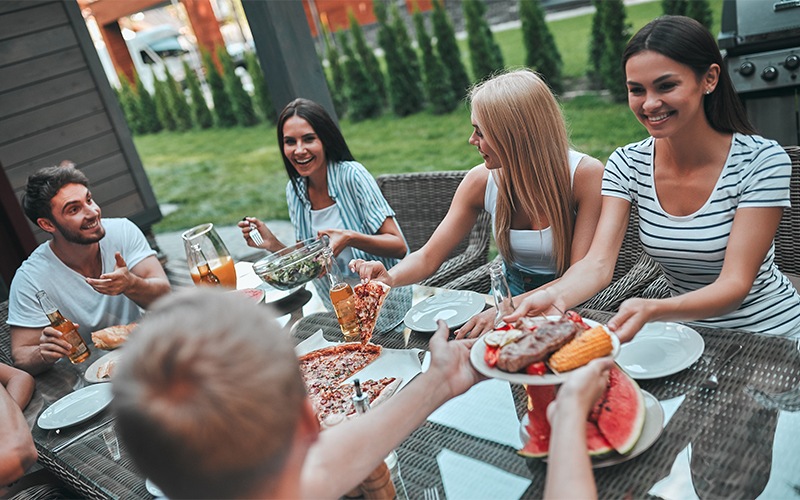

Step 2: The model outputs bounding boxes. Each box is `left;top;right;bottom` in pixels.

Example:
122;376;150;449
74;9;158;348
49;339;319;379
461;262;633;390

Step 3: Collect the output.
423;487;440;500
243;217;264;247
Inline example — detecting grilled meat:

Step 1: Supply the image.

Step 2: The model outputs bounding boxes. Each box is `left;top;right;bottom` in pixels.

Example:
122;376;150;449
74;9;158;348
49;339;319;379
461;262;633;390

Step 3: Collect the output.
496;319;579;373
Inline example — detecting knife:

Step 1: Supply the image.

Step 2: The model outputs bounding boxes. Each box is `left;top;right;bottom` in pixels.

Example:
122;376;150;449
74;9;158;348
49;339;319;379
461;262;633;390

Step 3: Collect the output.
52;417;116;453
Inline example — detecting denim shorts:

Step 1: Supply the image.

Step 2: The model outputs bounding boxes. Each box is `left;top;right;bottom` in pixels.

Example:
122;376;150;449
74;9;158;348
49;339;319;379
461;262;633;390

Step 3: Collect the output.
504;262;557;296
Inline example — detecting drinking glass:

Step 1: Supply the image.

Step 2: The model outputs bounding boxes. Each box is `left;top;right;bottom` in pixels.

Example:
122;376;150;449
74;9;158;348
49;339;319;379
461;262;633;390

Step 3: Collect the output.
181;223;237;288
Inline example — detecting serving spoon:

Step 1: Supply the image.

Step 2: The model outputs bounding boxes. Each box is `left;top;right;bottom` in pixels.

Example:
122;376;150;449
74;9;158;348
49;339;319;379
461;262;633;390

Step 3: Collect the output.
700;343;743;389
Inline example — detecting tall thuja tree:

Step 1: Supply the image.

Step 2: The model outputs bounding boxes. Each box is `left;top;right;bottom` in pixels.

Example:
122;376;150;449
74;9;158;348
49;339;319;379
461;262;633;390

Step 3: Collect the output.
431;0;470;102
323;25;347;117
463;0;504;83
117;73;143;134
183;60;213;129
599;0;630;102
519;0;563;94
348;9;386;102
135;73;160;133
164;66;192;131
340;31;382;121
218;45;256;127
685;0;712;30
587;0;606;88
201;49;236;127
245;51;276;124
661;0;687;15
153;76;176;131
413;7;457;114
390;3;422;99
374;0;422;116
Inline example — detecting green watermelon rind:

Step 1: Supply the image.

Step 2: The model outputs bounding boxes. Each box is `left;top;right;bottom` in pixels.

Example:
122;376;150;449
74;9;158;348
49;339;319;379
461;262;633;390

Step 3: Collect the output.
596;365;646;455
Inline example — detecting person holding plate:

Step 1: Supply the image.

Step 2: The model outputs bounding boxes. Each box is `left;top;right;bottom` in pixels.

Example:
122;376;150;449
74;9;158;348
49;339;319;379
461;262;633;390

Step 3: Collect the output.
352;69;604;337
506;16;800;341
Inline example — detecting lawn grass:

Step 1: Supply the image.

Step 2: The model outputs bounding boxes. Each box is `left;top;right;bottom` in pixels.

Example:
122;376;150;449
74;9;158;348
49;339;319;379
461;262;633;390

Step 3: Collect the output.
137;0;723;233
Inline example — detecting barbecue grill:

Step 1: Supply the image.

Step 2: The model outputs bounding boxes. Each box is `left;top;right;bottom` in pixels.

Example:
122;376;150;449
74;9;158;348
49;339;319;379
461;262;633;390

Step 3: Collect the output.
719;0;800;146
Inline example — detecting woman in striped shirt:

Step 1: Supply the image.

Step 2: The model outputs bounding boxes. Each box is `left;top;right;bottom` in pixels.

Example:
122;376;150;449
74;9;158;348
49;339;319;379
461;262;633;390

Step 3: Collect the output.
240;98;407;278
508;16;800;340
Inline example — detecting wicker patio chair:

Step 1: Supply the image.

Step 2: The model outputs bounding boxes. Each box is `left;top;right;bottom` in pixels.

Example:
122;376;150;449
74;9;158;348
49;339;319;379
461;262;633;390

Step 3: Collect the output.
376;171;491;291
1;300;12;366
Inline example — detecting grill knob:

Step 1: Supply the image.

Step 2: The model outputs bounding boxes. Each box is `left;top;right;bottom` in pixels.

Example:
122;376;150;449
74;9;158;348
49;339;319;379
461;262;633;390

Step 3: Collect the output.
761;66;779;81
786;54;800;71
739;61;756;77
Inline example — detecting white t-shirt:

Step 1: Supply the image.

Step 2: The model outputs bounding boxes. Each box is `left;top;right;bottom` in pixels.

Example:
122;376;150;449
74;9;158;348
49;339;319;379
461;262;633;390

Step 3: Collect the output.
7;218;156;342
484;150;585;273
310;203;356;277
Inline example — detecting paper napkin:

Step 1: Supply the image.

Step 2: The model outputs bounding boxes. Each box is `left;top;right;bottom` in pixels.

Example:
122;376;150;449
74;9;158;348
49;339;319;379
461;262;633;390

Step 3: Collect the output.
437;448;531;499
427;378;523;449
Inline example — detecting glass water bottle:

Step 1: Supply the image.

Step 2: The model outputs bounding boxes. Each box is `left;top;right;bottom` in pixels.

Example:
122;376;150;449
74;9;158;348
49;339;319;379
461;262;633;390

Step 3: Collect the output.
324;247;360;342
189;243;221;286
489;262;515;327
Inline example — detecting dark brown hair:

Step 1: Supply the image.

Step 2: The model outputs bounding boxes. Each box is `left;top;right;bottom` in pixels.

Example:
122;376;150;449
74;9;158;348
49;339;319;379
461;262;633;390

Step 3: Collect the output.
22;164;89;223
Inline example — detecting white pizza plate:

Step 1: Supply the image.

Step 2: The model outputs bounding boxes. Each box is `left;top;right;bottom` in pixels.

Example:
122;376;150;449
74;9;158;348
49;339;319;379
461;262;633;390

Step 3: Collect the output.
519;390;664;468
403;290;485;332
235;261;300;304
85;350;124;383
37;383;114;430
616;322;705;379
469;317;620;385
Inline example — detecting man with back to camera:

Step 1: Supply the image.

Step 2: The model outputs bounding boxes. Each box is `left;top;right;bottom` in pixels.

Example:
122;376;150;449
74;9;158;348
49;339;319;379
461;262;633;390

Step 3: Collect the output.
7;163;170;375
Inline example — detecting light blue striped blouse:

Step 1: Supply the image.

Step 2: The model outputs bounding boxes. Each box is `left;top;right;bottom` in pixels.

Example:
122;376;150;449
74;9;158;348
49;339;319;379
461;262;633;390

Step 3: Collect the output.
603;133;800;336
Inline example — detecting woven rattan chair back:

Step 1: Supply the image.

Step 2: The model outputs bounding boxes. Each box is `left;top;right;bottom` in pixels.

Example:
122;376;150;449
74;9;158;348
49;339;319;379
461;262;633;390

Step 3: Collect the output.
376;171;491;288
0;300;12;365
775;146;800;275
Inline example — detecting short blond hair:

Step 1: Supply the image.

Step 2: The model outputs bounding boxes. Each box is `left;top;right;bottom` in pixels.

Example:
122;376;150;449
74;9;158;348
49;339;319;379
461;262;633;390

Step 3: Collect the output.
113;289;307;499
469;69;574;274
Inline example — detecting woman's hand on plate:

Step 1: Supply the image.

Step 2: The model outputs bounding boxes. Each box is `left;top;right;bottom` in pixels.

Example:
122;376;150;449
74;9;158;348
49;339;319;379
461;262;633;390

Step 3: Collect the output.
454;308;495;339
503;288;559;323
607;297;653;343
349;259;394;286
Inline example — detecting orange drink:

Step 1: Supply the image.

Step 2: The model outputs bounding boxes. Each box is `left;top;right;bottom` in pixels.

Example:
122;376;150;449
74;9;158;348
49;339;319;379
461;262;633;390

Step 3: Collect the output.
190;255;237;288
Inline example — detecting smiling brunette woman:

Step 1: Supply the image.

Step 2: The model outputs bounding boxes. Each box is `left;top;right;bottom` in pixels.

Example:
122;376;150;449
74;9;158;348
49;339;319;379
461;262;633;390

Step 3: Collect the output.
239;99;406;276
507;16;800;340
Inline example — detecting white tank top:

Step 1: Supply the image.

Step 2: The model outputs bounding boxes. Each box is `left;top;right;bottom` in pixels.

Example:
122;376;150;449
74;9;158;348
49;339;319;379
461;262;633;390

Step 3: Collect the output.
484;150;585;273
310;203;356;274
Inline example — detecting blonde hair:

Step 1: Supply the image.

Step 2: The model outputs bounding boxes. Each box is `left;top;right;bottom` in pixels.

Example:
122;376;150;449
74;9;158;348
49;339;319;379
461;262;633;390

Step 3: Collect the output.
469;69;574;275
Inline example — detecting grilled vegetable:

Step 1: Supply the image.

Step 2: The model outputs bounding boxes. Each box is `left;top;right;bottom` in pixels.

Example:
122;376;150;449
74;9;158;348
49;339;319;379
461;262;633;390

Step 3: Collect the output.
548;325;613;372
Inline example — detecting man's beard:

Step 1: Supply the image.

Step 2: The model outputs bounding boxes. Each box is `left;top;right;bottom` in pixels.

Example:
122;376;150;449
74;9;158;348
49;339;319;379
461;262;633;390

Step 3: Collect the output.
52;218;105;245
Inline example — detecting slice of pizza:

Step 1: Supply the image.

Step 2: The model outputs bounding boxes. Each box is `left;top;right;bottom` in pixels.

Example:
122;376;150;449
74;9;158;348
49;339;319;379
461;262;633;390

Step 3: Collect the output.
353;280;391;344
91;323;137;350
297;343;382;386
310;377;401;423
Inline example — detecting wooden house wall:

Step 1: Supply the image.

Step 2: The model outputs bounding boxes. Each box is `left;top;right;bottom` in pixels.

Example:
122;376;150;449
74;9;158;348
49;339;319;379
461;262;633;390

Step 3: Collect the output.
0;0;161;246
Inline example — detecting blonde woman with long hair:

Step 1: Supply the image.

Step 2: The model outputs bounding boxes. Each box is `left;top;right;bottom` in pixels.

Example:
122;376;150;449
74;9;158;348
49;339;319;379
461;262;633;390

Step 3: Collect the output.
352;69;603;337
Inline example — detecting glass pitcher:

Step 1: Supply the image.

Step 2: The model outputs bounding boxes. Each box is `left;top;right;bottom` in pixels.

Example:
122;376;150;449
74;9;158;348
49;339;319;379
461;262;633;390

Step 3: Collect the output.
181;223;237;288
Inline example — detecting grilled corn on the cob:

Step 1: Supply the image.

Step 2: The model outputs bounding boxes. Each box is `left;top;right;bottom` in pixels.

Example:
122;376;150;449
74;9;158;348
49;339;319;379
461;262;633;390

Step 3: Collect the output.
549;325;613;372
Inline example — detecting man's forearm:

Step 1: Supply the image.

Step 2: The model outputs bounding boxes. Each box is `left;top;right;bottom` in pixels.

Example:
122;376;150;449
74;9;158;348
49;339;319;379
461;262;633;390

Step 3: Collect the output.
125;276;171;309
4;373;34;409
12;345;52;376
0;388;37;487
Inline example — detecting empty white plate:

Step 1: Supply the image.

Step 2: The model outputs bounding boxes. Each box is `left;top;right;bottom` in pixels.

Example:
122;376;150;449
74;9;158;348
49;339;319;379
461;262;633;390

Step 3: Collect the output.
616;322;705;379
403;290;485;332
37;383;114;430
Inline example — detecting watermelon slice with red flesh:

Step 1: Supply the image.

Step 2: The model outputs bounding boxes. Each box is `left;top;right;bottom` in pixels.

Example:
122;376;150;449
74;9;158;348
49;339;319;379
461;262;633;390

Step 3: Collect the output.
592;365;646;455
518;385;556;458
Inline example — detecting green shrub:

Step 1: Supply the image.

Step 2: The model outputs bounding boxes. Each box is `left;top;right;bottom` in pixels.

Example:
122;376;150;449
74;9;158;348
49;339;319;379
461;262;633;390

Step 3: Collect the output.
413;7;457;114
340;31;382;121
323;25;348;117
117;73;144;134
245;51;276;124
520;0;563;94
431;0;470;102
599;0;630;102
587;0;605;88
348;9;386;102
183;60;213;129
164;66;192;131
218;45;256;127
463;0;504;83
374;0;423;116
662;0;712;29
153;76;177;131
202;49;237;128
135;73;160;134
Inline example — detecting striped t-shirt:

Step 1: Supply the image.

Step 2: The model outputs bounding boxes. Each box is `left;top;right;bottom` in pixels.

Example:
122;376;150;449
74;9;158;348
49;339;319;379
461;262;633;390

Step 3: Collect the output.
602;134;800;336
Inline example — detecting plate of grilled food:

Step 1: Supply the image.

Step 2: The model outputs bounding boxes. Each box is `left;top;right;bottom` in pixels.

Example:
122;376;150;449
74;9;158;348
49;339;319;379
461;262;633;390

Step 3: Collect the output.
470;312;619;385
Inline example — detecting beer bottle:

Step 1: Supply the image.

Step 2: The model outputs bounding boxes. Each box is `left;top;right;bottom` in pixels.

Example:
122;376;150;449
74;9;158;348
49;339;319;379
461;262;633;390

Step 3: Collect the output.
35;290;90;364
191;243;221;286
323;247;360;342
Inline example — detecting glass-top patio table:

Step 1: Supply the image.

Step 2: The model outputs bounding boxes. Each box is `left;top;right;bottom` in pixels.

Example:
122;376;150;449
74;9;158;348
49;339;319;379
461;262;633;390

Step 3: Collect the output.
21;281;800;499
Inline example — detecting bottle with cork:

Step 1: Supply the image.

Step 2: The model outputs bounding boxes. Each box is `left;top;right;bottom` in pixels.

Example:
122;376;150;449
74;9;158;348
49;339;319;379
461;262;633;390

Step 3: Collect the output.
35;290;90;363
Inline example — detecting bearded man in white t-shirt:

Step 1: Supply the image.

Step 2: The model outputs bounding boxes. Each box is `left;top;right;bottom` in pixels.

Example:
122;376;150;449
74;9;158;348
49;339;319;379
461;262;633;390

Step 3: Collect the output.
7;164;170;375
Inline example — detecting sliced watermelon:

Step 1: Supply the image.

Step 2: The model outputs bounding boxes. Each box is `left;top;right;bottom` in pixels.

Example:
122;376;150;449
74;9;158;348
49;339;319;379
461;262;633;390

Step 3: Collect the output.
518;385;556;458
594;365;646;455
585;421;613;456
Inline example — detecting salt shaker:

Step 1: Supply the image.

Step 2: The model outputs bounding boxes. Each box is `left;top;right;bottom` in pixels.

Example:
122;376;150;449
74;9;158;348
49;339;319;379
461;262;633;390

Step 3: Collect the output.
489;261;515;326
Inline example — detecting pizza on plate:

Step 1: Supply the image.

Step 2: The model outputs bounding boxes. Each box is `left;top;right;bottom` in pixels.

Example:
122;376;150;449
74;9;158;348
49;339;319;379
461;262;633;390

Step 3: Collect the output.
91;323;137;350
297;343;400;422
353;280;390;344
